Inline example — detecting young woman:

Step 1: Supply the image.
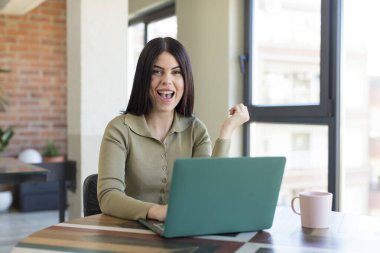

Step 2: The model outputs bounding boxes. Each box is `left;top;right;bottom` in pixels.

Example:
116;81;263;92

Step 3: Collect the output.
98;37;249;221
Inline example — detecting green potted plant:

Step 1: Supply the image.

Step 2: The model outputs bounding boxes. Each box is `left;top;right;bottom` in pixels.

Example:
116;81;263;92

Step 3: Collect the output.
0;68;13;154
0;127;14;153
0;127;14;212
0;67;14;212
43;140;65;163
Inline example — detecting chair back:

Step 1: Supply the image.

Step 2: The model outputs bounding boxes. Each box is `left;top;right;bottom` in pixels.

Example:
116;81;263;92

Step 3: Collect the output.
83;174;101;216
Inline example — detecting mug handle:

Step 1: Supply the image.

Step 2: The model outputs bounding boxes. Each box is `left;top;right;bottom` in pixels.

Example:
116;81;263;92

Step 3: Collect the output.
291;196;301;215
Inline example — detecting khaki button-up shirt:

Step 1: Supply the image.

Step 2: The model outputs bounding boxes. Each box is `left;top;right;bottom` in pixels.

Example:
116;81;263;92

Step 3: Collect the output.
98;112;230;220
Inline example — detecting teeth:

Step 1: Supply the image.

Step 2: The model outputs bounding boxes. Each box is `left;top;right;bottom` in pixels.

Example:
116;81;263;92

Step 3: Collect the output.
157;90;174;99
158;91;174;95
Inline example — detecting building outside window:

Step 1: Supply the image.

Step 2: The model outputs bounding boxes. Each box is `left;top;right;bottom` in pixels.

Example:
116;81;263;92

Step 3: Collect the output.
341;0;380;215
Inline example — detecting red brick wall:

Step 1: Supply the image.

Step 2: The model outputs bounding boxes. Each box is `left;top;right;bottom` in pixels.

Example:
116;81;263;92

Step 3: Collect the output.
0;0;67;158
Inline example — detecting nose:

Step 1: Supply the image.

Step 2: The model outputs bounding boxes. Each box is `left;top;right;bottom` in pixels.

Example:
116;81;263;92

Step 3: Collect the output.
161;72;173;85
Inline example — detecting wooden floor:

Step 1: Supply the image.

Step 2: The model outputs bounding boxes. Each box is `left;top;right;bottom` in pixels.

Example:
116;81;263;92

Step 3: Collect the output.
0;209;60;253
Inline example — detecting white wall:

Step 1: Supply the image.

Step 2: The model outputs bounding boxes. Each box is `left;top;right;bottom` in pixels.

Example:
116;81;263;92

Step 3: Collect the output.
67;0;245;218
67;0;129;219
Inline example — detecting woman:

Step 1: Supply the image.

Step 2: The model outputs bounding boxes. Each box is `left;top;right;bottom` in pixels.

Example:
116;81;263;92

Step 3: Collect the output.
98;37;249;221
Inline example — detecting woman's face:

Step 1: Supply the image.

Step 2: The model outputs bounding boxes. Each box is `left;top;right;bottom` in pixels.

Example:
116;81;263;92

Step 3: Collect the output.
149;52;184;114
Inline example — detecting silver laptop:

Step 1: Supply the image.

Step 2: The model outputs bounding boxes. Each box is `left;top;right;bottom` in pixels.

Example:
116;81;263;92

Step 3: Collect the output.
139;156;286;238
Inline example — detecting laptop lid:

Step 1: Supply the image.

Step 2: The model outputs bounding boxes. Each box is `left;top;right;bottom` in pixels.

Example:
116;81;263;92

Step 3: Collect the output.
153;156;286;238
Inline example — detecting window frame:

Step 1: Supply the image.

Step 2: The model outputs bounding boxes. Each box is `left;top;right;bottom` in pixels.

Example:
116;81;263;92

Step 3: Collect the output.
128;3;175;44
243;0;342;210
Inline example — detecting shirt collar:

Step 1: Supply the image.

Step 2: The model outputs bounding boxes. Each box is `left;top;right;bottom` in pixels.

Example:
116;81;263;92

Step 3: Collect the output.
124;112;193;138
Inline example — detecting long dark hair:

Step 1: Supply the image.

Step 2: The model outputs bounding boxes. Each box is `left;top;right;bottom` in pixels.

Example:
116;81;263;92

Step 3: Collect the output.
125;37;194;117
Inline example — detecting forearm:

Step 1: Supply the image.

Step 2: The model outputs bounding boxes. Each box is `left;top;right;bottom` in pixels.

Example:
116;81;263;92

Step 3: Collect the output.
211;138;231;157
218;123;234;140
218;103;250;140
98;189;154;220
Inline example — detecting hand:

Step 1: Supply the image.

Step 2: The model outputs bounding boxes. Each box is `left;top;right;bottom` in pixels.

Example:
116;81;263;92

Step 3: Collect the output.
147;204;167;221
219;103;250;139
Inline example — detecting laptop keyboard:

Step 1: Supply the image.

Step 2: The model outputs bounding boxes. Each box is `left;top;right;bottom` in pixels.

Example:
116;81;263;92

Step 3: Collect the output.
153;222;165;230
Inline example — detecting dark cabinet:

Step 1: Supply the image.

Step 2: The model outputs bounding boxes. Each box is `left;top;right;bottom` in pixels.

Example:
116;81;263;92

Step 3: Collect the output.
16;161;76;218
18;181;60;212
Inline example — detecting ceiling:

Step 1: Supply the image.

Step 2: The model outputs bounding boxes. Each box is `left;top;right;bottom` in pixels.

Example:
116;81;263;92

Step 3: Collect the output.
0;0;46;15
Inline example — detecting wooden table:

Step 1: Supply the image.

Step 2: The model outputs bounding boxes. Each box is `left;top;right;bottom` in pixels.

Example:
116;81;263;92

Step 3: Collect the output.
11;206;380;253
0;157;48;184
0;157;76;222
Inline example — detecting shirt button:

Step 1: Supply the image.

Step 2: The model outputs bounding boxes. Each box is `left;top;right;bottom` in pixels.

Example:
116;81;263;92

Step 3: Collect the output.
161;154;166;158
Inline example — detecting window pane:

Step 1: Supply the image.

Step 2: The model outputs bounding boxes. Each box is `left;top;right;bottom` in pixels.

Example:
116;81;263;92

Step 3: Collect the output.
127;23;145;98
250;123;328;205
147;16;177;41
252;0;321;106
341;0;380;215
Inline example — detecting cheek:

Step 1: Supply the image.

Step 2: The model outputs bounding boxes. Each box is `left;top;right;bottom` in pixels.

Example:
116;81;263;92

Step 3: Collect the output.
150;78;158;89
180;84;185;96
177;79;185;95
150;79;158;93
149;85;156;100
178;85;184;95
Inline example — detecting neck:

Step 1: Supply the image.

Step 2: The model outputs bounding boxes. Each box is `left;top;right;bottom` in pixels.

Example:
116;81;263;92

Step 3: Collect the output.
146;111;175;142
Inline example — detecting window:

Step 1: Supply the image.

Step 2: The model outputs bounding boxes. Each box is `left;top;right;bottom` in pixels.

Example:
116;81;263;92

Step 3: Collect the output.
252;0;321;106
244;0;340;210
250;123;328;206
147;16;177;41
127;4;177;98
292;132;310;151
341;0;380;215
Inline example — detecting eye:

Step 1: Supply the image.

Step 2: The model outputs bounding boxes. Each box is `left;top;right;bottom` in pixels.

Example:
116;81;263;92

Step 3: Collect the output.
152;69;163;75
172;69;182;75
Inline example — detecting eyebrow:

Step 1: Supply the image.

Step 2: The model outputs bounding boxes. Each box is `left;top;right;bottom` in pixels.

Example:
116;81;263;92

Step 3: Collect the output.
153;65;181;70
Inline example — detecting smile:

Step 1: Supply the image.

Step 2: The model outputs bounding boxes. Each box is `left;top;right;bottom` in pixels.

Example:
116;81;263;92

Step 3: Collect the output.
157;90;175;100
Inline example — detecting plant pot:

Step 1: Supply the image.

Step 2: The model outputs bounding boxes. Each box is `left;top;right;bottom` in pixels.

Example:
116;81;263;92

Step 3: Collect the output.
0;190;13;212
43;156;65;163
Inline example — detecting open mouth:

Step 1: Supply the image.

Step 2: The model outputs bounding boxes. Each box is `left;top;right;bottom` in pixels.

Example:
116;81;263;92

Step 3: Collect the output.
157;90;175;100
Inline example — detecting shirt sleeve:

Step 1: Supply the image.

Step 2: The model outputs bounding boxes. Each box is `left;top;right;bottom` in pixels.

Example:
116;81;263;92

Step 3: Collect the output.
192;118;231;157
211;138;231;157
97;117;154;220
